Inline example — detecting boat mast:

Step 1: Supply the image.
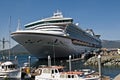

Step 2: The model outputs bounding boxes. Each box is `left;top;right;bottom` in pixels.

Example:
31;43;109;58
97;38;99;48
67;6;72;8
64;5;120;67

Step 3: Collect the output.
8;16;11;60
1;38;9;60
17;19;21;31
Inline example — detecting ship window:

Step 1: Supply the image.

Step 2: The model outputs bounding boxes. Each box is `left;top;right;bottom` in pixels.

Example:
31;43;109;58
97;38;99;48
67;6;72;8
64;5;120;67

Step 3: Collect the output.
37;40;42;43
7;65;16;69
68;75;71;78
2;66;4;69
55;69;58;73
52;70;54;74
72;75;74;78
28;40;31;41
8;65;10;68
46;30;62;32
25;41;28;43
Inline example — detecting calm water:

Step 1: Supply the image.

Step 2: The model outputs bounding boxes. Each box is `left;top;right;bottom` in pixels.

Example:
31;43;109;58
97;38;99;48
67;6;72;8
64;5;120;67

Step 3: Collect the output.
5;54;120;79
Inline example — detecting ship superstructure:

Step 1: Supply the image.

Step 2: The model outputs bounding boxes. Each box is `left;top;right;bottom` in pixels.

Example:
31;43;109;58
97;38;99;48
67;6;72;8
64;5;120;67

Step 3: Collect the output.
11;11;101;59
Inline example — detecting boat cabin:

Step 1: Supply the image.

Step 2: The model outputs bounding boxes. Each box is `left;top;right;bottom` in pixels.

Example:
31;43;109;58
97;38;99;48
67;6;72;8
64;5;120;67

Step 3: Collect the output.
59;71;83;79
35;66;64;79
0;61;18;71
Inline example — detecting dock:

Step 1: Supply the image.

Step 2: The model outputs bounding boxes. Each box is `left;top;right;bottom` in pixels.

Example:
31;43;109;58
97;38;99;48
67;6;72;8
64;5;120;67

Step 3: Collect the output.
113;74;120;80
101;76;111;80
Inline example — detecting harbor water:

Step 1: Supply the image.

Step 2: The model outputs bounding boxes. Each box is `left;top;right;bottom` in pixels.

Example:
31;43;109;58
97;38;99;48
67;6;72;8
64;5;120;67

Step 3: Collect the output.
3;54;120;79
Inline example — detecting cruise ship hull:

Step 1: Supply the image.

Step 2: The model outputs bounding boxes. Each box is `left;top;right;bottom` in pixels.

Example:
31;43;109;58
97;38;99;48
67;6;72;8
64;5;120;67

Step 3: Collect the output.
11;32;95;59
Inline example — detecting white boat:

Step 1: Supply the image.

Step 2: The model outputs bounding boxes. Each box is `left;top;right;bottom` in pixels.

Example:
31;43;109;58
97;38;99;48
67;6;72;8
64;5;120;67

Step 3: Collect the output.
0;60;21;79
11;10;102;59
59;71;99;80
0;38;21;79
81;69;95;75
34;66;100;80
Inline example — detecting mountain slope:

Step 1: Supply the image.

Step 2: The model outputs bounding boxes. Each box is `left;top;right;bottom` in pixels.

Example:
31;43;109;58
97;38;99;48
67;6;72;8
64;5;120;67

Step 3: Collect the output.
11;44;29;54
102;40;120;48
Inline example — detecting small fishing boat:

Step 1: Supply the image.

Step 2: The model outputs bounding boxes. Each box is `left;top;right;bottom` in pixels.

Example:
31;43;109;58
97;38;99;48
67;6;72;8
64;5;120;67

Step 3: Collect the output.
34;66;64;80
34;65;99;80
59;71;99;80
0;38;21;79
80;69;95;75
0;60;21;79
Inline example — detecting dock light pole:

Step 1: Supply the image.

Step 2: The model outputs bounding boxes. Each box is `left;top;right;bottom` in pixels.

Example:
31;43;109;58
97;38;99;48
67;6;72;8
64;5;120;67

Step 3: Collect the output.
98;55;102;80
15;56;17;61
28;56;31;68
69;55;71;71
48;55;51;67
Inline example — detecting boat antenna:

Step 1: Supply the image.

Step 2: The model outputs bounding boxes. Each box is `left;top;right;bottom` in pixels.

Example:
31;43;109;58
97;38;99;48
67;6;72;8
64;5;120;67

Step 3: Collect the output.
1;37;9;60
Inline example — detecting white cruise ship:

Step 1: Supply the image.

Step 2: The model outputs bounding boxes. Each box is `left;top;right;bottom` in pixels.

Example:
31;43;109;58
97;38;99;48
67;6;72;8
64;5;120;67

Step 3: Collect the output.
11;11;101;59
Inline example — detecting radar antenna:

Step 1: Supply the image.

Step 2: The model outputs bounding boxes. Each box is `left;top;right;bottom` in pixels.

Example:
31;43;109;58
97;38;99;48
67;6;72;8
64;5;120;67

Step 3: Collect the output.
53;10;63;18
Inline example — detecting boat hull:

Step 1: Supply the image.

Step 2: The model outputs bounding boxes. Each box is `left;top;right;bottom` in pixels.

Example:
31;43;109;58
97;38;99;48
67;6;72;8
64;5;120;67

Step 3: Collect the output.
0;69;21;79
11;32;96;59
